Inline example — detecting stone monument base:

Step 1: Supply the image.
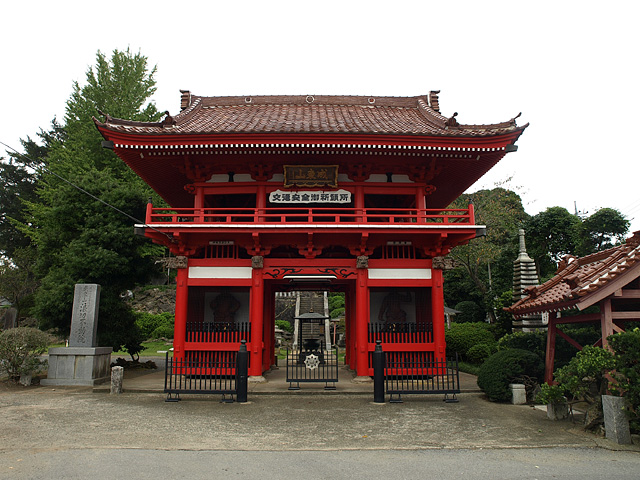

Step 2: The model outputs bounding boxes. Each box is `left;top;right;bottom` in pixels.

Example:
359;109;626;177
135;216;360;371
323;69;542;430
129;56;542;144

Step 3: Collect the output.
42;347;113;386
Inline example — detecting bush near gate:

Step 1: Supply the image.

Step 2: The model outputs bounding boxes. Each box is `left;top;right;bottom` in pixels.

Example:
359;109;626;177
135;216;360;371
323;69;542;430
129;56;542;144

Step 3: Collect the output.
466;343;496;364
477;348;544;402
275;319;293;333
607;328;640;433
445;322;495;360
453;300;485;323
0;327;52;381
134;312;175;340
497;331;546;359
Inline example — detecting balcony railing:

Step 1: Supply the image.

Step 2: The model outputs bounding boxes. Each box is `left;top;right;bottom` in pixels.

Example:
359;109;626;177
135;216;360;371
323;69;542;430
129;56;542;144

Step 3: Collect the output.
146;205;475;225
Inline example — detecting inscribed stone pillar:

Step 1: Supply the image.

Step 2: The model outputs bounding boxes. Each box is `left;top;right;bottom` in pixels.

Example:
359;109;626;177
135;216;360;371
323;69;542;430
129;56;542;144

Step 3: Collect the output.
42;283;112;386
69;284;101;347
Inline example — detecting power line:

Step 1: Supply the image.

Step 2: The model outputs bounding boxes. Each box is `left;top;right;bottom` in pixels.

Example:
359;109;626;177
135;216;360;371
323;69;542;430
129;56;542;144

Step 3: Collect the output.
0;140;175;244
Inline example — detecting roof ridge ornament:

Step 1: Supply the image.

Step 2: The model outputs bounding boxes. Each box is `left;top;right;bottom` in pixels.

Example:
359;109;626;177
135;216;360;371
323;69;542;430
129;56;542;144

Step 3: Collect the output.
445;112;459;128
161;111;176;128
97;109;112;123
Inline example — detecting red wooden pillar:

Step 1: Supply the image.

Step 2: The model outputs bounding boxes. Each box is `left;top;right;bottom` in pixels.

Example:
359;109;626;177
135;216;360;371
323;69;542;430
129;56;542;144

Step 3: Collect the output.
355;268;370;377
544;315;558;384
194;187;205;222
249;268;265;376
431;267;446;363
416;186;426;222
263;284;275;369
355;185;364;222
601;298;615;350
346;282;356;368
173;266;189;362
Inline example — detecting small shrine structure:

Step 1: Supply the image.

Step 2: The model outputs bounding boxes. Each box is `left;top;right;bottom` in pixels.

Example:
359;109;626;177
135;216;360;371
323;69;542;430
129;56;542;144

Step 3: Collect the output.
507;231;640;384
95;91;526;380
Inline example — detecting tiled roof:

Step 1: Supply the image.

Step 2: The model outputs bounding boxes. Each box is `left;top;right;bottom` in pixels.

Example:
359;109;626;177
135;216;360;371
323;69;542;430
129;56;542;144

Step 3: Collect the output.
94;92;526;138
507;231;640;317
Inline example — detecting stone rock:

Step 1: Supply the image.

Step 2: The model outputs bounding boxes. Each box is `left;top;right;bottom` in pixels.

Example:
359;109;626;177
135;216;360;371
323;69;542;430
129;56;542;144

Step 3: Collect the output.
510;383;527;405
602;395;632;444
547;401;569;420
127;287;176;314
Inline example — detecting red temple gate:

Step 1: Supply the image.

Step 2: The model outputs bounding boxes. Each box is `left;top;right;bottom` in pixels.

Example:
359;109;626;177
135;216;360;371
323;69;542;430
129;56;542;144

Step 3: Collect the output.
96;92;526;381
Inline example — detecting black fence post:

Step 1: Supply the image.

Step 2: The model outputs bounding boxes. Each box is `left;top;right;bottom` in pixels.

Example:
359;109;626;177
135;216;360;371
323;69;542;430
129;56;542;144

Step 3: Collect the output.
373;340;385;403
236;340;249;403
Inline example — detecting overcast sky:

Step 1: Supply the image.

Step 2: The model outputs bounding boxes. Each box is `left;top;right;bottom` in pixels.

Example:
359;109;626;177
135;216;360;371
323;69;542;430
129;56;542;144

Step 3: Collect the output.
2;1;639;232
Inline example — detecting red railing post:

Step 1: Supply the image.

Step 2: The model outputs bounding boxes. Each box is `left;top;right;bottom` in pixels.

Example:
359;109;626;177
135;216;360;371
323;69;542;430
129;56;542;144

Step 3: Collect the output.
468;203;475;224
145;200;153;223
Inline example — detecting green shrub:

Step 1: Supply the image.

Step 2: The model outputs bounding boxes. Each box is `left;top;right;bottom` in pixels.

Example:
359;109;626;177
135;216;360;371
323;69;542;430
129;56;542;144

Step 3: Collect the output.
328;293;345;310
477;348;544;402
134;312;174;340
275;319;293;333
0;327;52;381
554;325;602;368
454;301;484;323
151;323;174;339
536;383;566;404
498;331;546;359
608;328;640;432
445;322;495;359
466;343;496;364
554;346;614;403
330;307;345;319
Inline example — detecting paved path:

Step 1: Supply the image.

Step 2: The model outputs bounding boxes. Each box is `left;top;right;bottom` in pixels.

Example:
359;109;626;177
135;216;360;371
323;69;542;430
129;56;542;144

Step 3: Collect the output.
1;362;638;478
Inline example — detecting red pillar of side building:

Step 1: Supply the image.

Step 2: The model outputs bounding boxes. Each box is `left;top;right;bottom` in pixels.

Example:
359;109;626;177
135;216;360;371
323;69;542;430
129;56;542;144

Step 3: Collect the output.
431;267;446;364
173;266;189;362
249;267;265;377
355;268;370;377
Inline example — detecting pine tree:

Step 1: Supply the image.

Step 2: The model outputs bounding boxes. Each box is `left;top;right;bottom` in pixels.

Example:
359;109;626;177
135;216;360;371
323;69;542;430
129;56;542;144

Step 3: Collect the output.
25;49;164;355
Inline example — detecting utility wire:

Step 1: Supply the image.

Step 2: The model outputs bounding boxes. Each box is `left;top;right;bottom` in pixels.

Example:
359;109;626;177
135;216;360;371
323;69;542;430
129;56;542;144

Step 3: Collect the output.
0;140;175;243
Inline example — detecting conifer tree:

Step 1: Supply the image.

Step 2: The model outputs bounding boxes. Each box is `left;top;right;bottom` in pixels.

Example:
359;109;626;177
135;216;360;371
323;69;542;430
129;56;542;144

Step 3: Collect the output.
25;49;164;356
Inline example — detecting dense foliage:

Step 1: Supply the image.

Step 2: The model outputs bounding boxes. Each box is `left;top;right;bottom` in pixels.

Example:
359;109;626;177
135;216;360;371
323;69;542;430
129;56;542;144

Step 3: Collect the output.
445;322;495;361
0;327;51;381
134;312;175;340
12;49;166;355
477;348;544;402
608;329;640;432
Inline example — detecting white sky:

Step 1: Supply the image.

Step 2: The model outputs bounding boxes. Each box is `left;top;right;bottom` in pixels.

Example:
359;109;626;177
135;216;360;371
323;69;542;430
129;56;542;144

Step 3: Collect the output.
2;0;639;232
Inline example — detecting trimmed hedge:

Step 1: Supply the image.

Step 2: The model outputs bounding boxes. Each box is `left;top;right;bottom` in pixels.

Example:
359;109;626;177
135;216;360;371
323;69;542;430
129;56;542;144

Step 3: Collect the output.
608;328;640;433
453;301;485;323
497;331;546;359
445;322;495;360
477;348;544;402
134;312;175;340
466;343;496;364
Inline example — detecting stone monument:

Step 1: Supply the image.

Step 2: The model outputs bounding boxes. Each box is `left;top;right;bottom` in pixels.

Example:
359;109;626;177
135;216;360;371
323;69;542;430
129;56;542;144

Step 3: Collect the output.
512;229;545;331
42;284;113;386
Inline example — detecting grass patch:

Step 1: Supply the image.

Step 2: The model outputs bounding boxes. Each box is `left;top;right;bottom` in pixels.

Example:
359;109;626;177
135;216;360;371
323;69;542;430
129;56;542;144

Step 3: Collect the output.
457;361;481;376
112;340;174;358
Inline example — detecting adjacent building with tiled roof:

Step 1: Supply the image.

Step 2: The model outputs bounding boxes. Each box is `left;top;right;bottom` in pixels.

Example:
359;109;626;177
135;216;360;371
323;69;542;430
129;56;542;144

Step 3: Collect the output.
507;231;640;383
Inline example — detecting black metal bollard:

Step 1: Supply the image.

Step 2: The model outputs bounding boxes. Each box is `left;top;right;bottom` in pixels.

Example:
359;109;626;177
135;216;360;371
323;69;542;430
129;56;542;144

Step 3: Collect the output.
373;340;385;403
236;339;249;403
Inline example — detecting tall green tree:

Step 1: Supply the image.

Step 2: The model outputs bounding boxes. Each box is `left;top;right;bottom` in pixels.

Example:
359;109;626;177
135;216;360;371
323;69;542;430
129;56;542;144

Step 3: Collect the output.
576;208;630;256
0;122;64;258
24;49;164;354
445;187;529;322
524;206;581;280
